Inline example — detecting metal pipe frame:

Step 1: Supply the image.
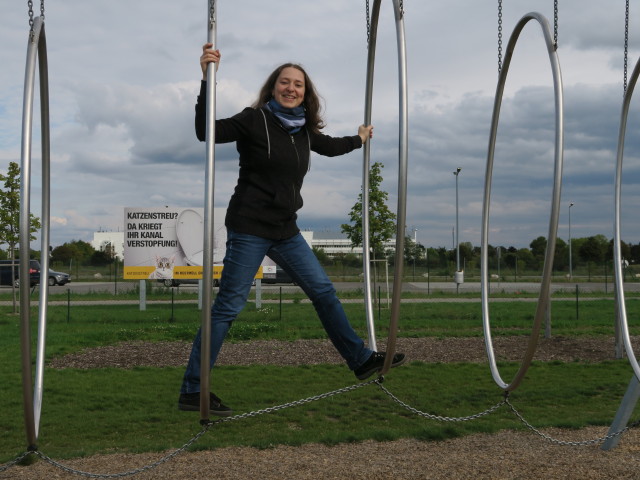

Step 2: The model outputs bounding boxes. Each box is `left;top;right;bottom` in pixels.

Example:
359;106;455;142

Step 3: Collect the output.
200;0;217;422
19;15;51;447
481;12;564;391
613;54;640;383
362;0;409;376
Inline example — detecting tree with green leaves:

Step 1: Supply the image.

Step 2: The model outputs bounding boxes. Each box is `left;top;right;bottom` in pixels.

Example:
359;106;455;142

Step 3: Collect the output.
341;162;396;259
0;162;42;310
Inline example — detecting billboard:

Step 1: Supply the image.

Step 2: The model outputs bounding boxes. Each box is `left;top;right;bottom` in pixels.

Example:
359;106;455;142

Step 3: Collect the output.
122;207;267;280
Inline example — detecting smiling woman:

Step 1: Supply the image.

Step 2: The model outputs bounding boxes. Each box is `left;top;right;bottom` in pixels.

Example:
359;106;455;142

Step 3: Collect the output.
179;31;405;419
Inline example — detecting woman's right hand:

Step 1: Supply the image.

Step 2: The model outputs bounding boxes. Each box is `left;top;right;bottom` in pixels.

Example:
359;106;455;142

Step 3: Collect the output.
200;43;221;80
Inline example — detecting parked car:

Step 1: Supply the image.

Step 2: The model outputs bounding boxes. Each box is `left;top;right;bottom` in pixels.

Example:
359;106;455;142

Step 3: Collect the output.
47;269;71;286
262;265;295;284
158;278;220;287
0;259;41;288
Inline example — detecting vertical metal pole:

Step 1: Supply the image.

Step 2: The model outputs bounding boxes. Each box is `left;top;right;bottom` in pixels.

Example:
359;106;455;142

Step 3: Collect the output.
255;278;262;309
139;280;146;311
454;168;461;272
568;202;573;280
381;0;408;375
362;0;381;352
199;0;218;422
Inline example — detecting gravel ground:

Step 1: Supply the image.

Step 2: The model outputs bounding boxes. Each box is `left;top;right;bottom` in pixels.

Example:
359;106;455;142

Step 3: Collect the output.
5;336;640;479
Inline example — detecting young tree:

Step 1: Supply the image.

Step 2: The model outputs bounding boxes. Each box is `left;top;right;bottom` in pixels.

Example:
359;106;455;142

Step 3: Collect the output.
0;162;42;310
341;162;396;259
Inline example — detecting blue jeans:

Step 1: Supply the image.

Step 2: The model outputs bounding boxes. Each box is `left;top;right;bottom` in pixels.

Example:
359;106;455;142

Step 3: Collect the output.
180;230;373;394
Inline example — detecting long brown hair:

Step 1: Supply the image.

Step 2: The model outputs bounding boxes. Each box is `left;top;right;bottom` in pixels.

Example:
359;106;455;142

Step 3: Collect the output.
252;63;325;134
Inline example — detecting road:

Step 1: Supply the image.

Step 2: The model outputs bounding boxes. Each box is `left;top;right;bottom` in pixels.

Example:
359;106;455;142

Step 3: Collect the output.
11;279;639;295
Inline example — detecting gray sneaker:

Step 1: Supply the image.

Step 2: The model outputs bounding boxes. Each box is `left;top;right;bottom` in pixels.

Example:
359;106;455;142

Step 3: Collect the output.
178;392;233;417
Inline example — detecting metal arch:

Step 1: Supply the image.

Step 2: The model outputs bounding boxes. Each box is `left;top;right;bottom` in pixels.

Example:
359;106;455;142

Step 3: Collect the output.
200;0;218;422
362;0;409;375
614;55;640;383
481;12;564;392
19;15;51;447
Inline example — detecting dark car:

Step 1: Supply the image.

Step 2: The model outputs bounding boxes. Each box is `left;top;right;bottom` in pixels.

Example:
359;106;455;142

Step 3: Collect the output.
158;278;220;287
0;259;41;288
48;269;71;286
262;265;295;284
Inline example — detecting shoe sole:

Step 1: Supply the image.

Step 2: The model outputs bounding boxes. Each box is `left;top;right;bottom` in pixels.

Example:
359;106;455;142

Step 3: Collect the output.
356;355;407;380
178;403;234;417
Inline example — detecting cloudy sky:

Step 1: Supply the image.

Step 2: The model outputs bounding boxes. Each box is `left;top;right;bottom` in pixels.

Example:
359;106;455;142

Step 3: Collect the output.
2;0;640;251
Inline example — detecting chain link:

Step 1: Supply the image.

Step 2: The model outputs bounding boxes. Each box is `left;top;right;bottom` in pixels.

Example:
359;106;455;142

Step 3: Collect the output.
33;425;211;479
0;450;33;473
4;378;639;476
213;378;378;425
553;0;558;49
27;0;44;40
1;379;377;478
208;0;215;28
366;0;371;44
27;0;34;37
378;383;508;422
625;0;630;95
505;397;640;447
497;0;503;74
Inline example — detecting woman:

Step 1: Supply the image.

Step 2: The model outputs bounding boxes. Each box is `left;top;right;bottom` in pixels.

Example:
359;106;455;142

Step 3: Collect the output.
179;45;405;416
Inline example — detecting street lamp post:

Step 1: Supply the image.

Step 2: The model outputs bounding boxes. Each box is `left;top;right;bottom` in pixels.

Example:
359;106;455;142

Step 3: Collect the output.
569;202;574;280
453;167;463;290
412;228;417;281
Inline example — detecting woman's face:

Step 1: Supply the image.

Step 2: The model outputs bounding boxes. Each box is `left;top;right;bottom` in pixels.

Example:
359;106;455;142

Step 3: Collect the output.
272;66;305;109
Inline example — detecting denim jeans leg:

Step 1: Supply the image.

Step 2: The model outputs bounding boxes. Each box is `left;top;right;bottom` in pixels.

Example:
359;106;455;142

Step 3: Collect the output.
268;233;372;370
181;229;270;394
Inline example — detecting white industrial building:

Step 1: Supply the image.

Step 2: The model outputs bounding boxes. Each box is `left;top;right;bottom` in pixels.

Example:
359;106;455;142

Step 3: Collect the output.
92;229;392;260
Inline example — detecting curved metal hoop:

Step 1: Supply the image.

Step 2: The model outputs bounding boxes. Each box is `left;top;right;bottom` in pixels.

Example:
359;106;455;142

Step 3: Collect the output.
613;56;640;383
481;12;564;391
361;0;409;374
19;16;51;447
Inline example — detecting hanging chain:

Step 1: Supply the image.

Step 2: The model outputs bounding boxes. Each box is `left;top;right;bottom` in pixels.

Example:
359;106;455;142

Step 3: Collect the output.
28;0;44;40
28;0;33;27
498;0;503;74
625;0;630;95
366;0;371;44
208;0;215;28
553;0;558;49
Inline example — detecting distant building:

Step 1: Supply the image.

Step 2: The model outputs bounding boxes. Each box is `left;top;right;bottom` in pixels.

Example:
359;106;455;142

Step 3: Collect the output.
307;231;396;258
91;231;124;261
91;229;392;262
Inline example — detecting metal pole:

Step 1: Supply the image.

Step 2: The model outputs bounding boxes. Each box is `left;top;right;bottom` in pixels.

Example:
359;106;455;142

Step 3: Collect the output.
361;0;381;352
454;168;461;272
569;202;574;280
380;0;408;375
199;0;217;421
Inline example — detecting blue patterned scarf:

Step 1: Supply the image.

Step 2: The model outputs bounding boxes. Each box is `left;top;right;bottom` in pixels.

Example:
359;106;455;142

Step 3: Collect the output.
265;98;306;133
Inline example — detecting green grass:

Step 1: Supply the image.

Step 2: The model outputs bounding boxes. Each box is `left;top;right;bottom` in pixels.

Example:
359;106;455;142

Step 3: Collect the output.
1;296;640;463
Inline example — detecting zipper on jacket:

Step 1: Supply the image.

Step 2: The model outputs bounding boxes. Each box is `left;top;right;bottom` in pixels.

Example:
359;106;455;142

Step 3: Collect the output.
290;135;301;170
290;135;300;208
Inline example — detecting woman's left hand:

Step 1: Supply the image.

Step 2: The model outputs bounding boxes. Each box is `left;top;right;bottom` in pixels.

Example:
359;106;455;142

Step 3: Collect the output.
358;124;373;144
